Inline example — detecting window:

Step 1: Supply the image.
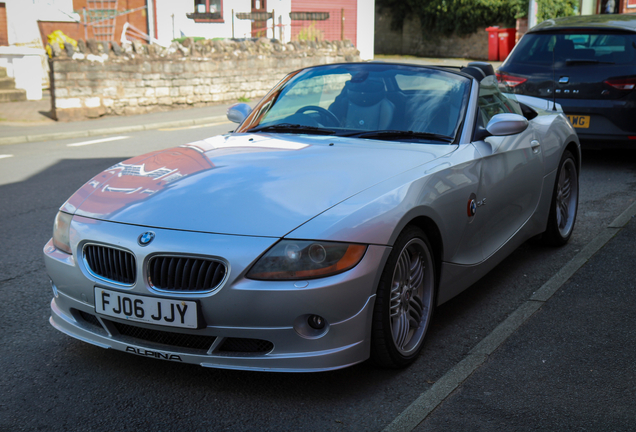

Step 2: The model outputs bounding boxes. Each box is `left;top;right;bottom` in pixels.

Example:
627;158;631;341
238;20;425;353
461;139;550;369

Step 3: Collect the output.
188;0;223;22
478;76;523;124
508;32;636;65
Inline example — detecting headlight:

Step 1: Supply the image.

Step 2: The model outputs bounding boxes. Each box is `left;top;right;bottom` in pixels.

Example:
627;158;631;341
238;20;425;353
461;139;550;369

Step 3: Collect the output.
53;211;73;255
247;240;367;280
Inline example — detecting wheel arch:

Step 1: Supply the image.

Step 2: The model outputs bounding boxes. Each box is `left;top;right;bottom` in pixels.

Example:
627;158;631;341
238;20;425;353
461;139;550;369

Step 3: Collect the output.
565;140;582;172
396;216;444;290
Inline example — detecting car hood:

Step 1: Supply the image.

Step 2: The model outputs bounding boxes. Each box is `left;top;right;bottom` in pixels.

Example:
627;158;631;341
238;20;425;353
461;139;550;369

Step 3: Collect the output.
63;133;455;237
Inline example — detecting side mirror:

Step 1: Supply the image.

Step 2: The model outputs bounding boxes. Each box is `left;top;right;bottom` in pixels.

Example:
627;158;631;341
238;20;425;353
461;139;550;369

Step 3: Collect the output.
227;103;252;124
486;113;528;136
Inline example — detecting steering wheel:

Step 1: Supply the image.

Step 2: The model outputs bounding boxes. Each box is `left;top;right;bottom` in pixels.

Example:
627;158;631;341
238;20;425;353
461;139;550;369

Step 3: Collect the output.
295;105;340;127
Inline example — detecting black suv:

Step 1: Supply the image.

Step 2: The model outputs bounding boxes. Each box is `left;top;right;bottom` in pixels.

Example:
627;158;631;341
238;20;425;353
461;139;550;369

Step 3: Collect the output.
496;14;636;147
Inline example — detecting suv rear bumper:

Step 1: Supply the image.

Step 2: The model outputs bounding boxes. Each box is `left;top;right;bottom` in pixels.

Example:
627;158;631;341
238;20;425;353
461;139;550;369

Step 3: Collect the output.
557;98;636;143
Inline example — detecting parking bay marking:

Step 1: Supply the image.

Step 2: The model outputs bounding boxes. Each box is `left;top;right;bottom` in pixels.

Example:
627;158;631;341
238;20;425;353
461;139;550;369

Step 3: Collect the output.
67;136;130;147
383;199;636;432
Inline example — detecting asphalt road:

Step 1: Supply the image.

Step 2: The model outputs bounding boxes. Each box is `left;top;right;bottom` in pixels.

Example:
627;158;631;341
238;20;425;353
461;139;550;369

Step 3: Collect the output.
1;125;635;431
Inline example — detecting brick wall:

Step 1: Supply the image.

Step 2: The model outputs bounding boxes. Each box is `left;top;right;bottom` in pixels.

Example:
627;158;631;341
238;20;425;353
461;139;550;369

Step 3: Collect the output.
38;1;148;49
38;21;86;47
291;0;357;45
72;0;148;42
0;3;8;47
49;38;360;121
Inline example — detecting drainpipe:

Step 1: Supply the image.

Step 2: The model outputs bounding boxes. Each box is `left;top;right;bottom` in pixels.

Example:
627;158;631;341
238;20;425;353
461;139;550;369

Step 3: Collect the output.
147;0;155;43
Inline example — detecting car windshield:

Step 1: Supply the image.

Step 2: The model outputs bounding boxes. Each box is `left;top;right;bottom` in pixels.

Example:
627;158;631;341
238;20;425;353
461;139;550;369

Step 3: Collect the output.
236;63;471;143
507;31;636;65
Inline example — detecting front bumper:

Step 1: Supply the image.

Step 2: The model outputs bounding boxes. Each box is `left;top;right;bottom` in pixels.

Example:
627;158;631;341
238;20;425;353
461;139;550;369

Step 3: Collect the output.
44;216;391;372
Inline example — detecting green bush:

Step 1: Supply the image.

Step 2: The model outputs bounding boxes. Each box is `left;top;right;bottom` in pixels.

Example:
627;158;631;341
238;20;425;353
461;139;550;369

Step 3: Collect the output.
378;0;577;36
171;36;206;44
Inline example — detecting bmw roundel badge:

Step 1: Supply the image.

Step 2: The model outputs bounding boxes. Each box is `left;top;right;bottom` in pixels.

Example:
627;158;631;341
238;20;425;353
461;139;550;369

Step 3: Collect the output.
138;231;155;246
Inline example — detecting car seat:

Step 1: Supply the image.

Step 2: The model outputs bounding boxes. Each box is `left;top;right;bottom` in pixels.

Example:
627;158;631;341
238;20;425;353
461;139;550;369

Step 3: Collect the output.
331;78;395;131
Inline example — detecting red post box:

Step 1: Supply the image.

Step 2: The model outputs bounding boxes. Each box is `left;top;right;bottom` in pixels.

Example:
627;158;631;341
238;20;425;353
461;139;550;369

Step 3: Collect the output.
485;26;500;61
497;28;517;61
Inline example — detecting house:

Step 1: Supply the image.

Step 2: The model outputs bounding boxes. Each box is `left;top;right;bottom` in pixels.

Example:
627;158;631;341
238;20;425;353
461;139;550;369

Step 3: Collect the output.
155;0;375;59
581;0;636;15
0;0;374;101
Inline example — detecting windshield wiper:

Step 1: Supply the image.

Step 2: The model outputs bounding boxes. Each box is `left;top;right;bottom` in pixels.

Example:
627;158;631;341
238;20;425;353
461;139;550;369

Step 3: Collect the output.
247;123;335;135
341;130;454;143
565;59;615;65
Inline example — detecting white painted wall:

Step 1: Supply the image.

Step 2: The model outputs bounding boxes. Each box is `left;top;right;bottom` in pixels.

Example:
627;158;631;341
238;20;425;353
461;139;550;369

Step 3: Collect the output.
0;46;45;99
267;0;292;42
155;0;253;44
4;0;79;46
356;0;375;59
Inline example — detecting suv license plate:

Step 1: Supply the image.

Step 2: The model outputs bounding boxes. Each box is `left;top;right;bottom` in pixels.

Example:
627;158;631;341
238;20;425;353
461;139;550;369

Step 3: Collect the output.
567;115;590;128
94;288;198;329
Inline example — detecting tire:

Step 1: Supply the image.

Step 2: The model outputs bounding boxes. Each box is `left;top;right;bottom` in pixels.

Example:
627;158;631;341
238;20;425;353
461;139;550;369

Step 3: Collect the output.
542;150;579;246
371;226;436;368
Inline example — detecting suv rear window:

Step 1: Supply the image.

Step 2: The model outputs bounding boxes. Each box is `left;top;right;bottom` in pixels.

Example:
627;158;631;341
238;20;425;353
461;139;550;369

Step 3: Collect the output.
508;32;636;65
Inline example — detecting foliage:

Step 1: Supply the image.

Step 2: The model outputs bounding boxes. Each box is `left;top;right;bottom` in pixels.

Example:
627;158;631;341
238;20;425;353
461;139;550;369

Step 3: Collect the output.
172;36;206;44
535;0;578;21
296;23;324;42
378;0;577;36
508;0;578;20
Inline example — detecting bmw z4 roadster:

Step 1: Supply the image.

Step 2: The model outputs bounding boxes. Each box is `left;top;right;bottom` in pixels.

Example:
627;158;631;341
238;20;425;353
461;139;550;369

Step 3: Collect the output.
44;62;580;372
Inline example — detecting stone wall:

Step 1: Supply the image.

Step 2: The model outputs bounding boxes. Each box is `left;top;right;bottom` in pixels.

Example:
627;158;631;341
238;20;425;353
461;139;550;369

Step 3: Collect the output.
49;38;360;121
375;9;489;60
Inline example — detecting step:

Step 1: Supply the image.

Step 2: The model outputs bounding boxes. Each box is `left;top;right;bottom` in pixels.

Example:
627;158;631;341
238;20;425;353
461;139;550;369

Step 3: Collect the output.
0;88;27;102
0;67;6;78
0;77;16;90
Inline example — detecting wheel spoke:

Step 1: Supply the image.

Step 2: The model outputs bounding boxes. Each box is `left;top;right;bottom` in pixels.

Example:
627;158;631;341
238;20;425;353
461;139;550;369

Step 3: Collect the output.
409;296;423;319
562;176;571;199
409;253;424;289
392;313;409;349
559;201;567;227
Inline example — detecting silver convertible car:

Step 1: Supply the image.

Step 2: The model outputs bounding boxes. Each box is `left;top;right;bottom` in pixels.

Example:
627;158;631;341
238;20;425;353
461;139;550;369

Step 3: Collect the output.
44;62;580;372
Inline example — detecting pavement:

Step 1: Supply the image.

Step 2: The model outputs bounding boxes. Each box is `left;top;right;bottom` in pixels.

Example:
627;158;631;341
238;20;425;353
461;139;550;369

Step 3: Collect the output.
0;90;234;146
387;202;636;431
2;55;634;430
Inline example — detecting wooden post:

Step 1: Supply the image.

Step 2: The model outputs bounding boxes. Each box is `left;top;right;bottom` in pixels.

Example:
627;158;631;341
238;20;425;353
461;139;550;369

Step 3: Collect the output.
83;8;88;40
271;9;275;39
341;8;344;41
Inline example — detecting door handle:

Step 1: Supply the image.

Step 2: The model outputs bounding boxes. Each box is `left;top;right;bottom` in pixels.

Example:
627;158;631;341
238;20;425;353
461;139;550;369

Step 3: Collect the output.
531;140;541;154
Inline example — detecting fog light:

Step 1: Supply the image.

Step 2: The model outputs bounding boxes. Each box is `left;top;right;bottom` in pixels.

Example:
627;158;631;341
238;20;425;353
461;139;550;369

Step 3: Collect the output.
294;314;329;339
308;314;325;330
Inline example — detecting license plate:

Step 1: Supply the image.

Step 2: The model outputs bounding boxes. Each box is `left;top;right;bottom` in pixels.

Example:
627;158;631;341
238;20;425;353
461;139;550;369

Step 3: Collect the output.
94;288;199;329
567;115;590;128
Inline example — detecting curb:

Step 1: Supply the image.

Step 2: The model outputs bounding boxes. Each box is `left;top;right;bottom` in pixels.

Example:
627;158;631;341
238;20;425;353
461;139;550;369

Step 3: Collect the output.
0;115;229;146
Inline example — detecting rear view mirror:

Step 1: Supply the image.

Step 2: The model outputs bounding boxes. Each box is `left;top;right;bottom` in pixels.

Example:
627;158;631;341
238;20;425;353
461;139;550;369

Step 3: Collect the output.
227;103;252;124
486;113;528;136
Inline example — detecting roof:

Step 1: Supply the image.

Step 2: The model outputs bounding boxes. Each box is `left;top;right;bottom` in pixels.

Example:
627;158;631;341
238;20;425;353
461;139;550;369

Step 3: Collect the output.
529;13;636;33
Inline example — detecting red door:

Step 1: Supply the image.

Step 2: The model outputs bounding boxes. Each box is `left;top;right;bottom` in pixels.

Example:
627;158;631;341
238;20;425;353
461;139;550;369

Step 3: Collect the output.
251;0;268;38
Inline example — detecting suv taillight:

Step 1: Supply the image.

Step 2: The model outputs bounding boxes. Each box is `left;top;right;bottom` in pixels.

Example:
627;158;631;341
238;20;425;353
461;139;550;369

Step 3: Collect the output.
496;72;527;88
604;78;636;91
